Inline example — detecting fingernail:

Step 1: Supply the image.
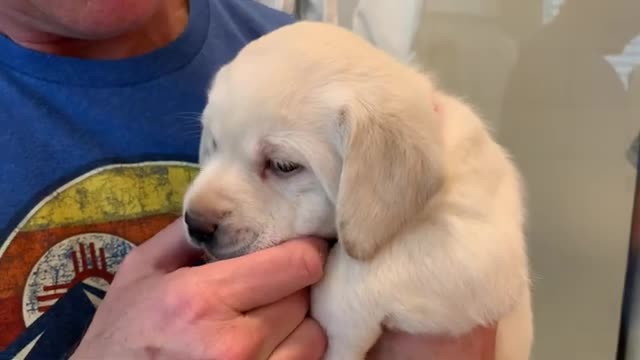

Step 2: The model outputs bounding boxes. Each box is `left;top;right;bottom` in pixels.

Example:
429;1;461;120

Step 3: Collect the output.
307;238;329;264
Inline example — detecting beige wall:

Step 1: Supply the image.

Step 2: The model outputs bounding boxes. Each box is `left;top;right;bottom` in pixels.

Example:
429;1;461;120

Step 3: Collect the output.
412;1;639;359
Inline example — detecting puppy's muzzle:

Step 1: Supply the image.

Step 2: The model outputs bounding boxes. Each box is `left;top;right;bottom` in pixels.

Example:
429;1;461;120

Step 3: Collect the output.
184;211;218;247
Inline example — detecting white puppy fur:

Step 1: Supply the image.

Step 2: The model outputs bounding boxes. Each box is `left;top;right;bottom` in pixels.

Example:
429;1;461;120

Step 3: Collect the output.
183;21;533;359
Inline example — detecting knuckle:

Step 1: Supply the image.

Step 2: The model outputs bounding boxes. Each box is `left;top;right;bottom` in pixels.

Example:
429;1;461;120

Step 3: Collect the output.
309;319;328;354
291;246;324;284
160;276;206;322
271;319;327;360
295;319;327;359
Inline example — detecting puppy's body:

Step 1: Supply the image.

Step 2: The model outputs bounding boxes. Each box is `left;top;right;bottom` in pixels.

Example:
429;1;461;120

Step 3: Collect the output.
312;90;532;359
184;21;532;359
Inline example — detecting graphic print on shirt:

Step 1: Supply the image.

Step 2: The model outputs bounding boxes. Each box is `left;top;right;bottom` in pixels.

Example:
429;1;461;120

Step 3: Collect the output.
0;162;198;359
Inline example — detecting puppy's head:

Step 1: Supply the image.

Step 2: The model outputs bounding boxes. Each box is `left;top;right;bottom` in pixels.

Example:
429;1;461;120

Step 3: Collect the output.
183;22;444;261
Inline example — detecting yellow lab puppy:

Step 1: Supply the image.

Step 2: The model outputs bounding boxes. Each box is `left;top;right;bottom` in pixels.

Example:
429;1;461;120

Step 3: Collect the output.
183;21;533;360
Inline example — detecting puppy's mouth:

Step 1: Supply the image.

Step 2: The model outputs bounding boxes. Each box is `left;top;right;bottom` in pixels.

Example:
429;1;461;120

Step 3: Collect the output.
199;242;253;262
194;235;338;263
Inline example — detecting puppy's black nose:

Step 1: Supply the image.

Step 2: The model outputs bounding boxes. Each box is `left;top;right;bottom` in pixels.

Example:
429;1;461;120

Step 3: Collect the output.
184;211;218;246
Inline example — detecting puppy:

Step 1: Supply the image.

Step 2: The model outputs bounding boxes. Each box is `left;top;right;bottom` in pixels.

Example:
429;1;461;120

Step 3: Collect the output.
183;21;533;360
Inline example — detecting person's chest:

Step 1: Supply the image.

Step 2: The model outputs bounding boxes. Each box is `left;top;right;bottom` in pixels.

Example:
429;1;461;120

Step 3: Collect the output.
0;70;208;234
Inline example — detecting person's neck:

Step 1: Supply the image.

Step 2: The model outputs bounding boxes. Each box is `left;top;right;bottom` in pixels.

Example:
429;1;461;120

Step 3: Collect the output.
0;0;188;59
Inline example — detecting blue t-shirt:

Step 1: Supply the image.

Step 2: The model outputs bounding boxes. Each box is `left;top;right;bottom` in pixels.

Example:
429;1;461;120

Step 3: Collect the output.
0;1;292;358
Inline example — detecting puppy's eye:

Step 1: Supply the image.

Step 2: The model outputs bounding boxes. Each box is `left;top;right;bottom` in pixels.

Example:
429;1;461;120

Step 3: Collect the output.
267;159;302;175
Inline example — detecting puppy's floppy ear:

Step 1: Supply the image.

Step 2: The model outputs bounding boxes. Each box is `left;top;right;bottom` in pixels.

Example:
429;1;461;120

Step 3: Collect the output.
335;98;444;260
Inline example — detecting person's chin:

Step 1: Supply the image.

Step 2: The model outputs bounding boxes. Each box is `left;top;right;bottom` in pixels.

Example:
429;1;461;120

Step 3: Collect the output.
34;0;162;39
204;244;253;261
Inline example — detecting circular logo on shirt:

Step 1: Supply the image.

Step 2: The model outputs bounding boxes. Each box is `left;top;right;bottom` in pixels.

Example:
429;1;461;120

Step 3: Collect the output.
22;232;133;327
0;161;199;355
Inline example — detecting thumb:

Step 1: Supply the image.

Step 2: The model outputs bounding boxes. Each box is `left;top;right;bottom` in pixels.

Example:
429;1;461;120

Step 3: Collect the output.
116;218;204;282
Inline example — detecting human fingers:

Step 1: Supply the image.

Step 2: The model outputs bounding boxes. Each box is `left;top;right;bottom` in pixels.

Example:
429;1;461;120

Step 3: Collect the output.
243;289;310;359
193;237;328;312
268;317;327;360
116;218;203;282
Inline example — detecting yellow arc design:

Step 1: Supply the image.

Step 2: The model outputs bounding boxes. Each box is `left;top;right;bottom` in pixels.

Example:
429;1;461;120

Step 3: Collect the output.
20;162;200;232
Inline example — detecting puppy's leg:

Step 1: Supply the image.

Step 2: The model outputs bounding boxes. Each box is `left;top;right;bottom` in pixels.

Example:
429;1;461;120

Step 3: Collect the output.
311;247;383;360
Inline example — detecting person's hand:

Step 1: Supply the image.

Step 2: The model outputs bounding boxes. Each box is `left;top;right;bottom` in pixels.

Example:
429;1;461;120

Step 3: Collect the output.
366;324;497;360
71;219;328;360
